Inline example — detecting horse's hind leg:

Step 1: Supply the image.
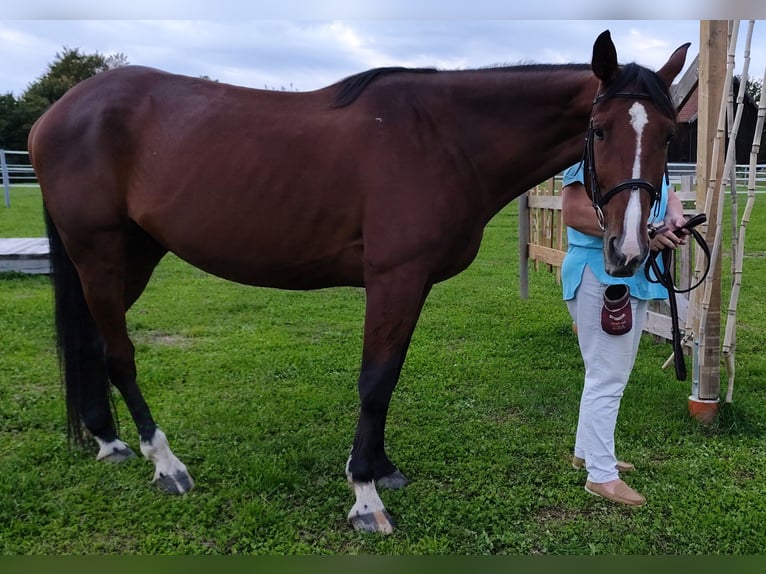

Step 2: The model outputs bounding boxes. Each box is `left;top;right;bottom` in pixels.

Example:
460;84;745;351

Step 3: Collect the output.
121;225;193;493
45;208;133;462
78;318;136;464
75;227;193;493
90;224;167;463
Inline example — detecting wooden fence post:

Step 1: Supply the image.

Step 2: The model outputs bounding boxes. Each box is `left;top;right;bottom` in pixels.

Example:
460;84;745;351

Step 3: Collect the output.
688;20;727;419
519;192;529;299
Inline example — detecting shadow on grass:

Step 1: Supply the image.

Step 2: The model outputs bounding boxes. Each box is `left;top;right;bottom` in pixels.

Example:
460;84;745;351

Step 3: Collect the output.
696;401;766;438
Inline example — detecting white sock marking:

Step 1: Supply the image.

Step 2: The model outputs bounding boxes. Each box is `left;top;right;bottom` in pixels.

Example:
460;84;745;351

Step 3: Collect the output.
348;481;387;518
345;454;392;531
94;436;132;460
140;428;193;490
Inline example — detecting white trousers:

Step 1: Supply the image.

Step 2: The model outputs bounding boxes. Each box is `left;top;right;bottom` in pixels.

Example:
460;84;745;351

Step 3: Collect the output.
566;266;647;483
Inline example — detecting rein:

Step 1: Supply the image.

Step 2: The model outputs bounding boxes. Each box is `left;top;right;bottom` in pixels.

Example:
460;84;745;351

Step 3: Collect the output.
585;92;666;230
645;213;711;380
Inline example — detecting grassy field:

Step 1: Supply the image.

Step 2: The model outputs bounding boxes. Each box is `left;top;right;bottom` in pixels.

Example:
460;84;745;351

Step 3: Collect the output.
2;185;766;555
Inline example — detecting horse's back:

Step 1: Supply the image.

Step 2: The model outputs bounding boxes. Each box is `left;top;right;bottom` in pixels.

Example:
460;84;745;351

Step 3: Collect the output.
30;67;379;288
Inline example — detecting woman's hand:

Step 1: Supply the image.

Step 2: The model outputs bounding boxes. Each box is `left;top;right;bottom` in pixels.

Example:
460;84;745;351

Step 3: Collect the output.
650;191;690;251
649;227;686;251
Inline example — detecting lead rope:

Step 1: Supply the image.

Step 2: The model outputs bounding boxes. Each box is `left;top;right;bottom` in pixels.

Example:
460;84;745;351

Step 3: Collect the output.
645;213;710;380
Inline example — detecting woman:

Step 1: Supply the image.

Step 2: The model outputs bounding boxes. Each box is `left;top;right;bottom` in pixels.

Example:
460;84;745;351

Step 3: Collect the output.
561;161;686;506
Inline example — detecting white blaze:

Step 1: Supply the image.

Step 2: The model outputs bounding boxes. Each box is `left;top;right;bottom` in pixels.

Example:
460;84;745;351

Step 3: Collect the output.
622;190;642;258
621;102;649;258
629;101;648;178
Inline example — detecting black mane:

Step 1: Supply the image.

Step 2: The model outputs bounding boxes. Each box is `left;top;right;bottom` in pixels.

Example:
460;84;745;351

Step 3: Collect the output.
330;61;676;118
331;67;438;108
330;63;592;108
600;63;677;119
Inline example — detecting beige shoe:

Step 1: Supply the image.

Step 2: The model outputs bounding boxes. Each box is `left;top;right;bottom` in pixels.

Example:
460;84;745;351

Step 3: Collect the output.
585;479;646;506
572;456;635;473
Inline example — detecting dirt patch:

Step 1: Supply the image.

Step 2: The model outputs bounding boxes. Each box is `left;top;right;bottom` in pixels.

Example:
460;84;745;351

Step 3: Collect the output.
135;331;194;348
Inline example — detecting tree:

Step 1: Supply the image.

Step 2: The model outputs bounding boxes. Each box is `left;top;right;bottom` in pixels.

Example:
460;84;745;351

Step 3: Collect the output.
732;76;765;164
745;79;765;163
0;93;34;150
0;47;128;151
0;94;20;149
22;47;128;115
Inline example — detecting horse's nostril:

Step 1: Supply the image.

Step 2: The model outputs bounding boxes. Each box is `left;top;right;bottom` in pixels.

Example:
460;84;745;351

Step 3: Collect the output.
607;236;623;263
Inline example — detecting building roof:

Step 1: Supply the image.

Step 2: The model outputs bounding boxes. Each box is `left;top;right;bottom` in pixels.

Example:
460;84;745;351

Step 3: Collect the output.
677;85;698;122
675;78;756;124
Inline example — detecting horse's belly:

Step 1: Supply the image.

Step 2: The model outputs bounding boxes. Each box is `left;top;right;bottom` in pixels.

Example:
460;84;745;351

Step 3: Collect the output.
135;193;365;289
169;237;366;290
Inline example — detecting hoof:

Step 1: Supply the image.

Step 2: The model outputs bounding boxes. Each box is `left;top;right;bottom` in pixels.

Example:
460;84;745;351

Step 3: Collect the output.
95;438;137;463
154;470;194;494
376;469;408;490
349;510;396;534
100;445;137;463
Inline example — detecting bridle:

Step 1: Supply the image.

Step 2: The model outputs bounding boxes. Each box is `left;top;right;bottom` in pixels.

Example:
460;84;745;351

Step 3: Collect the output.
584;90;710;382
584;91;669;231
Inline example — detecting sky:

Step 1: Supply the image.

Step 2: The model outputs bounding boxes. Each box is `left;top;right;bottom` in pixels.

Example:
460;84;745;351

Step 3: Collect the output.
2;2;766;98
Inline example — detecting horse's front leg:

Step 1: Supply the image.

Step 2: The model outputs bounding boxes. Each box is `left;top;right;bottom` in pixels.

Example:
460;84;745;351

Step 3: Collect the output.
346;270;431;533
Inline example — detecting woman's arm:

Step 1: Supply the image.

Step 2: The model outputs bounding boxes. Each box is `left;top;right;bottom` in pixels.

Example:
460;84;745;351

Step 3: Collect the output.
561;182;603;237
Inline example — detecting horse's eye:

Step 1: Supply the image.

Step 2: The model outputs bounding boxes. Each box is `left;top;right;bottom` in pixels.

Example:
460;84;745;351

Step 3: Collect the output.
593;127;605;140
665;132;675;144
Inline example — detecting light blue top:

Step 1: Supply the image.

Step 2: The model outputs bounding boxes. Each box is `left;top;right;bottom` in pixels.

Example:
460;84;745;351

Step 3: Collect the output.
561;162;670;301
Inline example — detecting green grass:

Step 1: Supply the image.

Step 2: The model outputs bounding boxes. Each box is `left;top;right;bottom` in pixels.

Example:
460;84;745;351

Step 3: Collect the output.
2;185;766;554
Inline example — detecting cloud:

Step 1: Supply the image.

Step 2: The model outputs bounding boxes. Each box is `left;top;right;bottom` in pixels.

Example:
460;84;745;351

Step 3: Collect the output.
5;0;763;19
1;20;765;99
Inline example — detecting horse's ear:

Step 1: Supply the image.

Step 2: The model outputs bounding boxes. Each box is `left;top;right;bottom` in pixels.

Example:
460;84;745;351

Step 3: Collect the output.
592;30;619;84
656;42;692;87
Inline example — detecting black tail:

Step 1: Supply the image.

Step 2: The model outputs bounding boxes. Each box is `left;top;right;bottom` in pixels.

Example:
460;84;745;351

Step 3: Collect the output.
44;207;113;445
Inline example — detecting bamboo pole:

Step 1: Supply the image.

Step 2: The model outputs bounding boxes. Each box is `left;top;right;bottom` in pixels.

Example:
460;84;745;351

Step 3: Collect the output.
720;20;751;401
725;22;755;287
711;21;752;402
700;20;746;342
727;35;739;283
723;47;766;403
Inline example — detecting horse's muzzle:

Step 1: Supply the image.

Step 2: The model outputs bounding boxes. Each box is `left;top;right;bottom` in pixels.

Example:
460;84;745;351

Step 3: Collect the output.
604;236;646;277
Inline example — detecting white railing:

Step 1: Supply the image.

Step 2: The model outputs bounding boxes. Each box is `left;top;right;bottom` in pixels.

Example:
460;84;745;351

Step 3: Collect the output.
0;149;37;207
1;149;36;207
667;162;766;189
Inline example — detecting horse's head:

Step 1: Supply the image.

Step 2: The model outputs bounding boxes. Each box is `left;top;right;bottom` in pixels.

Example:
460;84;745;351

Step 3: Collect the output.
586;30;690;277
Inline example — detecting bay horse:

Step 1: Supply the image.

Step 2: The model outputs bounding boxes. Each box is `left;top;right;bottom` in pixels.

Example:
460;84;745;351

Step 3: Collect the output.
29;31;688;533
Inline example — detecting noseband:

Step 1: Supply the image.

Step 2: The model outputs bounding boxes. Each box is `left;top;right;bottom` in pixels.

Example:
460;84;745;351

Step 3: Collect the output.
585;92;668;231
